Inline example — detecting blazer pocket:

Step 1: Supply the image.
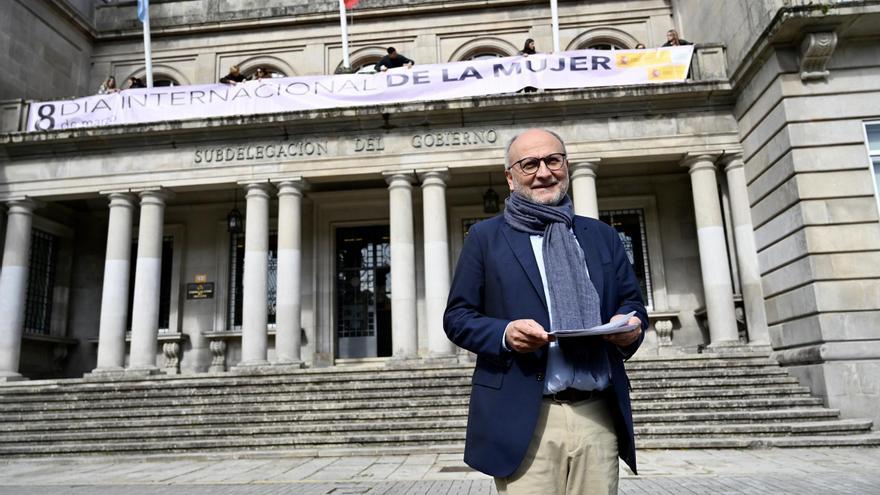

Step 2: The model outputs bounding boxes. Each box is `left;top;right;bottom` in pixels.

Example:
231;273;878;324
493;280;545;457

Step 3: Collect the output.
472;362;505;390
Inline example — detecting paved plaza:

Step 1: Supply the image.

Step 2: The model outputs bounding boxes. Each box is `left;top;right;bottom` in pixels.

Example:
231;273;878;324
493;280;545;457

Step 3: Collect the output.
1;448;879;494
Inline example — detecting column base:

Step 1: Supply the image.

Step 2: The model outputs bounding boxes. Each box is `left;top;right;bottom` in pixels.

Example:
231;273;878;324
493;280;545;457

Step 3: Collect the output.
229;361;273;374
704;340;752;354
0;373;27;383
272;361;304;371
83;368;127;380
124;366;162;377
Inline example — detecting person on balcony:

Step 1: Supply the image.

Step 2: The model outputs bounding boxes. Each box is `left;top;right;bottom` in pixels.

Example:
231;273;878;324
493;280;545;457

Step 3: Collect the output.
126;76;146;89
98;76;119;94
662;29;692;46
220;65;246;85
249;67;269;81
373;47;414;72
520;38;537;56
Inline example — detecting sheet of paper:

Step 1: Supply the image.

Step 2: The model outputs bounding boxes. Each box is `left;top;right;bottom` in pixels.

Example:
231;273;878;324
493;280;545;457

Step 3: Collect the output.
548;311;639;337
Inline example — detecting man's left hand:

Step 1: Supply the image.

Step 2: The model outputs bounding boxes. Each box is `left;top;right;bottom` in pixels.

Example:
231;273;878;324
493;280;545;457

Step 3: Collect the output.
603;314;642;347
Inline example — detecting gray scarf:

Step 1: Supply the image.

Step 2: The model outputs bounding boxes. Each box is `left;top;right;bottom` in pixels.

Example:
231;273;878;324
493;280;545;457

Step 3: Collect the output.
504;192;610;381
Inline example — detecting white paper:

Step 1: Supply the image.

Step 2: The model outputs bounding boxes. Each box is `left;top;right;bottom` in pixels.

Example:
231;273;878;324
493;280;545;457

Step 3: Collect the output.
548;311;639;337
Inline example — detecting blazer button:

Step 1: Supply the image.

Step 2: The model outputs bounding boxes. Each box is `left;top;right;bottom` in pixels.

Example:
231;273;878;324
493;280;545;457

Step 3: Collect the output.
536;372;545;381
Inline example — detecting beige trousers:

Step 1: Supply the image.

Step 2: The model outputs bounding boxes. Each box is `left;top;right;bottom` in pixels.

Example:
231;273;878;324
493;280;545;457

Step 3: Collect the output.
495;395;619;495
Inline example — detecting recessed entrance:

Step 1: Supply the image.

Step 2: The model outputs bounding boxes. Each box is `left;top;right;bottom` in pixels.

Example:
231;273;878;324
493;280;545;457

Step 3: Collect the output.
335;225;392;358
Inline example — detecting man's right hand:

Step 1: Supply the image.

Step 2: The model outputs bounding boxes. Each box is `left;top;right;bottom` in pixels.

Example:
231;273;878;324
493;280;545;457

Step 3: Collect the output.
504;319;554;353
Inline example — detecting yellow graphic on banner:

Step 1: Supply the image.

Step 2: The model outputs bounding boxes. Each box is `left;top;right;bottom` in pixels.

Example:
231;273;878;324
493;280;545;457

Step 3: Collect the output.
648;65;688;81
615;50;672;68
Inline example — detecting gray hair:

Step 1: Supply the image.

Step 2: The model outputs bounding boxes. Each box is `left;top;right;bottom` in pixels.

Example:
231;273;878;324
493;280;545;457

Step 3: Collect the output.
503;129;568;170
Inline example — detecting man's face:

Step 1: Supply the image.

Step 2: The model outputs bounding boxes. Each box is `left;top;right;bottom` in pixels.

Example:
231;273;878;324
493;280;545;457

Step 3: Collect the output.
505;130;569;205
667;30;677;43
389;52;398;59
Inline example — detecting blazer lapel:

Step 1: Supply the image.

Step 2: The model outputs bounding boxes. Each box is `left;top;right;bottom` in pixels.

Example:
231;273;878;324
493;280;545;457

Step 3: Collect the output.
574;218;605;301
501;223;548;311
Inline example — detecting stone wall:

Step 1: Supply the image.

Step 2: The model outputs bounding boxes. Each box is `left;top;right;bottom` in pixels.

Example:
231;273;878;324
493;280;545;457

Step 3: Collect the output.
735;34;880;422
0;0;94;100
672;0;783;77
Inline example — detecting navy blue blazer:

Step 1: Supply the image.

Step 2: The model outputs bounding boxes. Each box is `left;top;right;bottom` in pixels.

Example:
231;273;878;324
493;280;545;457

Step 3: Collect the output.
444;214;647;477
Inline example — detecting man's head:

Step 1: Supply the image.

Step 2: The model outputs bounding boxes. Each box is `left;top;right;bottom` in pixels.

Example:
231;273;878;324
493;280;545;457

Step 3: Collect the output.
666;30;679;44
387;47;398;59
504;129;569;205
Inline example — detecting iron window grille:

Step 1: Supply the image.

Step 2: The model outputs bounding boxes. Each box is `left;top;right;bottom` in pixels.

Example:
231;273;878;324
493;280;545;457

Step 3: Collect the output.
24;229;58;335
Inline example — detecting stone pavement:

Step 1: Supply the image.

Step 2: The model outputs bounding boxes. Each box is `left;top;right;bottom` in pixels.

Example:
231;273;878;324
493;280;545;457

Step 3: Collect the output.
1;448;879;494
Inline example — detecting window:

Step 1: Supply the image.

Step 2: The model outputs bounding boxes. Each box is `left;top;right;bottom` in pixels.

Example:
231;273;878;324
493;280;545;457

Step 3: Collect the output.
469;52;504;61
586;43;626;50
227;232;278;330
153;78;178;87
599;209;653;308
24;229;58;335
244;67;287;79
866;123;880;211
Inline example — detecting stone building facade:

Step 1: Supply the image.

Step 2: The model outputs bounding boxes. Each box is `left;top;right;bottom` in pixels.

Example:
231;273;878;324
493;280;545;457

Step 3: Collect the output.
0;0;878;424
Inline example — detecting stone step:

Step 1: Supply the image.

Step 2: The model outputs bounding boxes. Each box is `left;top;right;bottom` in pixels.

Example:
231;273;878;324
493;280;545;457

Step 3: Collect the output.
625;357;776;370
632;408;841;424
0;396;471;423
636;433;880;449
0;430;470;456
0;374;475;400
0;417;471;444
631;385;812;400
634;419;874;436
631;396;824;411
632;376;800;389
0;381;474;409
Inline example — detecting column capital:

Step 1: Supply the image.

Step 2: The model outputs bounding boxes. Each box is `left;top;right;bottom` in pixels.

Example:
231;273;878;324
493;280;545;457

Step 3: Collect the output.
5;198;40;216
719;152;745;172
136;188;173;205
569;159;601;178
417;168;449;185
275;177;308;197
105;192;138;209
241;181;275;198
383;170;417;188
681;152;721;173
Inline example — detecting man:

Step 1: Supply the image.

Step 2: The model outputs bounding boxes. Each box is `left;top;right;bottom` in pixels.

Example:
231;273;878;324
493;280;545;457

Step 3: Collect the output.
662;29;692;46
444;129;646;494
373;46;414;72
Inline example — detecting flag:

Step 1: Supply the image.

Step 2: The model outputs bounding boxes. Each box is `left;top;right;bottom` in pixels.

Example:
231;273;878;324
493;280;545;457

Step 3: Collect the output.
344;0;359;8
137;0;148;22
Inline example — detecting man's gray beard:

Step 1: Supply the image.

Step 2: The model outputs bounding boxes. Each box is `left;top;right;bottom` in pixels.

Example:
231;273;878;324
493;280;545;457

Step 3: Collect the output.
511;181;569;206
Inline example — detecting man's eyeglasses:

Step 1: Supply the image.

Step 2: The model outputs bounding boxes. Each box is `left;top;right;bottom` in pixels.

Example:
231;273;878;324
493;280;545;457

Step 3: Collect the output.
509;153;567;175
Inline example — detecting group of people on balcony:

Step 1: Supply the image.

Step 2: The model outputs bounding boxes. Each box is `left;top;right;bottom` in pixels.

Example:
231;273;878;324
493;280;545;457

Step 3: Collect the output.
95;30;691;94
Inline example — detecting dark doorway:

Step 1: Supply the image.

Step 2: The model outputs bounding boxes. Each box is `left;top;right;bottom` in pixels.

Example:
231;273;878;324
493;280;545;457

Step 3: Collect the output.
335;225;392;358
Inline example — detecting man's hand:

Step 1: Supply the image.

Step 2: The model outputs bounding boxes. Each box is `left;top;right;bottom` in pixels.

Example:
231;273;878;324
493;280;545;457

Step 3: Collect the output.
379;65;388;72
504;319;554;353
603;314;642;347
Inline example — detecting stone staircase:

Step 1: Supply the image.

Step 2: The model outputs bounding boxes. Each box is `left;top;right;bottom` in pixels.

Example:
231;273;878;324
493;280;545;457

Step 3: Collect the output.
0;350;877;457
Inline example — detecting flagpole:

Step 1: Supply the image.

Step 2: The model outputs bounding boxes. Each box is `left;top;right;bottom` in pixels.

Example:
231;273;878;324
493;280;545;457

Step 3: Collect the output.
550;0;560;53
142;0;154;87
338;0;351;70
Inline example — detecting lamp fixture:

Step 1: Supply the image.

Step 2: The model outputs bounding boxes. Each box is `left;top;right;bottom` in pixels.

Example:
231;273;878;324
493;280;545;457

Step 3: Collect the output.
482;172;500;214
227;188;243;233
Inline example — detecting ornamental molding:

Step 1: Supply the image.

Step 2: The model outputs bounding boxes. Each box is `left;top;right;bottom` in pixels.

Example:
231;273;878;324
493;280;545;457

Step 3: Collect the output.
799;31;838;81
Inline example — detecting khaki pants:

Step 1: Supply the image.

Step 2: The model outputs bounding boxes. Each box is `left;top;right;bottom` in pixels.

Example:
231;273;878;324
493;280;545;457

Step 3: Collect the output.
495;395;619;495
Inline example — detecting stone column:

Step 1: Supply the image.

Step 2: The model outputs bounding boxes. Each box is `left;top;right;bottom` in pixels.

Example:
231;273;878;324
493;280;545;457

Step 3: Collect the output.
682;154;740;346
128;190;169;373
384;172;418;359
94;193;137;373
239;182;273;367
275;179;305;365
0;200;38;381
419;169;456;357
722;154;770;345
569;159;600;218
